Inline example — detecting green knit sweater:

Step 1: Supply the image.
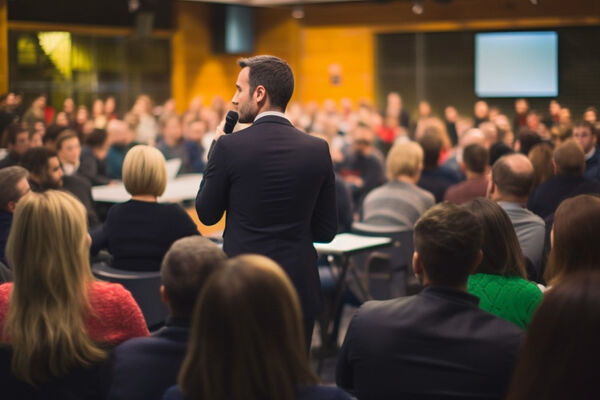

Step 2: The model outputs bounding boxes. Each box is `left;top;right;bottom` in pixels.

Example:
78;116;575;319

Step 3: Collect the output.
467;273;543;329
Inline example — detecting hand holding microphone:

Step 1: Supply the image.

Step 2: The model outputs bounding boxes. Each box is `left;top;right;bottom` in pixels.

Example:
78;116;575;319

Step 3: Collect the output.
208;110;239;160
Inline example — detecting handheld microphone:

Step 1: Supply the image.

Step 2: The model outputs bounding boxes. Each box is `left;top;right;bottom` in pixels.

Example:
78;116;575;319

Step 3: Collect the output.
224;110;239;134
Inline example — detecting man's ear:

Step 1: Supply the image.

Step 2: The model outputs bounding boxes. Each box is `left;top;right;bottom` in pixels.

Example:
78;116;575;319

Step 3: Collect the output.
6;201;16;213
160;285;169;305
254;85;267;105
471;250;484;274
552;160;559;175
412;251;423;276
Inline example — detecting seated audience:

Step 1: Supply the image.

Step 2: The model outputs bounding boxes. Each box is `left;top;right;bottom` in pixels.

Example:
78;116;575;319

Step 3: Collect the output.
572;121;598;173
444;143;489;204
336;202;523;400
488;154;545;281
106;119;137;179
528;139;600;219
441;128;485;182
163;254;350;400
0;166;29;268
337;122;385;209
514;128;542;156
506;272;600;400
182;119;207;173
543;194;600;287
91;145;199;271
0;190;148;399
109;236;226;400
361;141;434;229
465;198;543;328
528;142;554;187
157;115;193;174
0;124;29;169
418;127;461;202
80;129;112;186
20;147;64;191
42;124;67;151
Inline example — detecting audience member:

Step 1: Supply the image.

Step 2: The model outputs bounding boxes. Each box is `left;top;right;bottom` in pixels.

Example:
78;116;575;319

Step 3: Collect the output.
514;128;542;156
513;98;529;132
361;141;434;229
0;124;29;169
337;202;522;400
80;129;112;186
164;254;350;400
56;130;82;176
571;121;599;174
465;198;543;328
132;95;159;145
157;115;192;174
444;106;459;146
42;124;67;151
182;119;207;172
22;94;46;128
109;236;226;400
506;272;600;400
528;140;600;219
488;154;545;280
106;119;137;179
0;166;29;267
474;100;489;127
91;145;199;271
385;92;410;130
528;142;555;187
444;143;489;204
441;127;485;181
543;194;600;286
20;147;64;191
337;122;385;208
0;190;148;398
0;93;19;138
418;126;461;202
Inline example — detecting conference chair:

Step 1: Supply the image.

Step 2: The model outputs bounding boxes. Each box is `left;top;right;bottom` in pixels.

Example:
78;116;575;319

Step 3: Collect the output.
91;264;168;330
351;222;418;300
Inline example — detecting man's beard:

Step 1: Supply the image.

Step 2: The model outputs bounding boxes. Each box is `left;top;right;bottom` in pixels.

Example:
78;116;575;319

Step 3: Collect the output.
238;102;258;124
42;174;63;190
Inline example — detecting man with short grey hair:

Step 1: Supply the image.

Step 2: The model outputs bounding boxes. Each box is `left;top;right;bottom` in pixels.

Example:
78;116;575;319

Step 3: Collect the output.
487;153;545;281
0;165;30;267
109;236;227;400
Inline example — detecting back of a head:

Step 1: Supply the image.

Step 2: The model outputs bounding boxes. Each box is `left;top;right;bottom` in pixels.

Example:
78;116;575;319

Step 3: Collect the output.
553;139;585;176
122;145;167;197
545;194;600;285
464;198;525;278
20;147;56;177
178;254;316;400
4;123;26;146
5;190;103;384
414;202;483;287
463;143;489;174
0;166;28;211
491;154;534;199
516;129;542;156
528;142;554;187
418;127;442;169
507;272;600;400
386;141;423;180
238;55;294;111
161;236;227;318
85;129;108;149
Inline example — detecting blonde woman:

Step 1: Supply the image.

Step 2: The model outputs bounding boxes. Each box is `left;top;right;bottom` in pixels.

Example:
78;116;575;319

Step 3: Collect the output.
91;145;199;271
0;190;148;396
163;255;350;400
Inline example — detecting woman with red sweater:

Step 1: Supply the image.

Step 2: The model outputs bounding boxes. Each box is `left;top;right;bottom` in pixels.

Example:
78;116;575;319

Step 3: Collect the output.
0;190;148;398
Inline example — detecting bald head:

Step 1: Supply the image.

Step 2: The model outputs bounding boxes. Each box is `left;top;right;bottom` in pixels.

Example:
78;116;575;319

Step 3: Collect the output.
460;128;486;148
491;153;535;202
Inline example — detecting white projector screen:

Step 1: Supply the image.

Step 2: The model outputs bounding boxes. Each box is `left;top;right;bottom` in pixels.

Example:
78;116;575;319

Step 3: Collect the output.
475;31;558;98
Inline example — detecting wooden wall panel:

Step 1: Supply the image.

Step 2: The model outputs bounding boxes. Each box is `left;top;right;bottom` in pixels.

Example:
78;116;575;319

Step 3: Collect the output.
0;0;7;94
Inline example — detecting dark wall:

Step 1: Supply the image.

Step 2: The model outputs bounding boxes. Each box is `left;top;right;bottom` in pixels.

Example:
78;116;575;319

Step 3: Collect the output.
7;0;172;30
377;27;600;121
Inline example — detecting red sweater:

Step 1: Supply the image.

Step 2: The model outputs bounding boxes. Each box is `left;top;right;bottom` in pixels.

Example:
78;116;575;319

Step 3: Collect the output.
0;281;150;345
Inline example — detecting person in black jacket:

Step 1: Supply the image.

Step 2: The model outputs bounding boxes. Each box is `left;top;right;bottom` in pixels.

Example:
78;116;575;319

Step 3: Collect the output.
196;55;337;348
337;202;523;400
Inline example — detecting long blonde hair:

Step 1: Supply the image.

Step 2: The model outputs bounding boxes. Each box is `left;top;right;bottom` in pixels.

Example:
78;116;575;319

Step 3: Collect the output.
178;254;317;400
4;190;105;385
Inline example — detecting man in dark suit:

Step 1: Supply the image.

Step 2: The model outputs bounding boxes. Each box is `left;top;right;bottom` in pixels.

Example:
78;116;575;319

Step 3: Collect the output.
337;202;523;400
195;55;337;348
108;236;226;400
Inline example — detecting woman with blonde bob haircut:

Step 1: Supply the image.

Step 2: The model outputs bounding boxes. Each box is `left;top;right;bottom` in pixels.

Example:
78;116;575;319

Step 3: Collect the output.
0;191;148;394
163;255;350;400
91;145;198;271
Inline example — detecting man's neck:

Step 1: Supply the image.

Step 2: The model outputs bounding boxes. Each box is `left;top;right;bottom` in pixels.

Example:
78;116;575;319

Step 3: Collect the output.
254;109;286;122
495;194;527;207
465;171;485;181
397;175;419;185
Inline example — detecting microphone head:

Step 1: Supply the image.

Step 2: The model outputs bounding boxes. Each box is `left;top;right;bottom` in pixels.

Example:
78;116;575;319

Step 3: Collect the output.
224;110;239;134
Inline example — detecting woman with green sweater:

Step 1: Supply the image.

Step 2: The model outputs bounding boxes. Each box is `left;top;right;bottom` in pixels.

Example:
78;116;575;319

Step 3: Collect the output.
464;198;542;328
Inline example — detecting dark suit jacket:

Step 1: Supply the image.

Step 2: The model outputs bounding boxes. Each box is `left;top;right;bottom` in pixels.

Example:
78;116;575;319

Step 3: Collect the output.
108;318;190;400
196;115;337;317
336;286;523;400
527;174;600;219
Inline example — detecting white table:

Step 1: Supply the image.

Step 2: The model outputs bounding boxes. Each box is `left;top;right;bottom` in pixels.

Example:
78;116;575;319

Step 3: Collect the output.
314;233;392;257
91;174;203;203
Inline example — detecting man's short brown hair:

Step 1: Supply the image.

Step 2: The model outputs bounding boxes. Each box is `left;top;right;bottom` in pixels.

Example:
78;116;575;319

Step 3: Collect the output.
238;55;294;111
414;202;483;287
463;143;489;174
0;166;28;211
554;139;585;176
